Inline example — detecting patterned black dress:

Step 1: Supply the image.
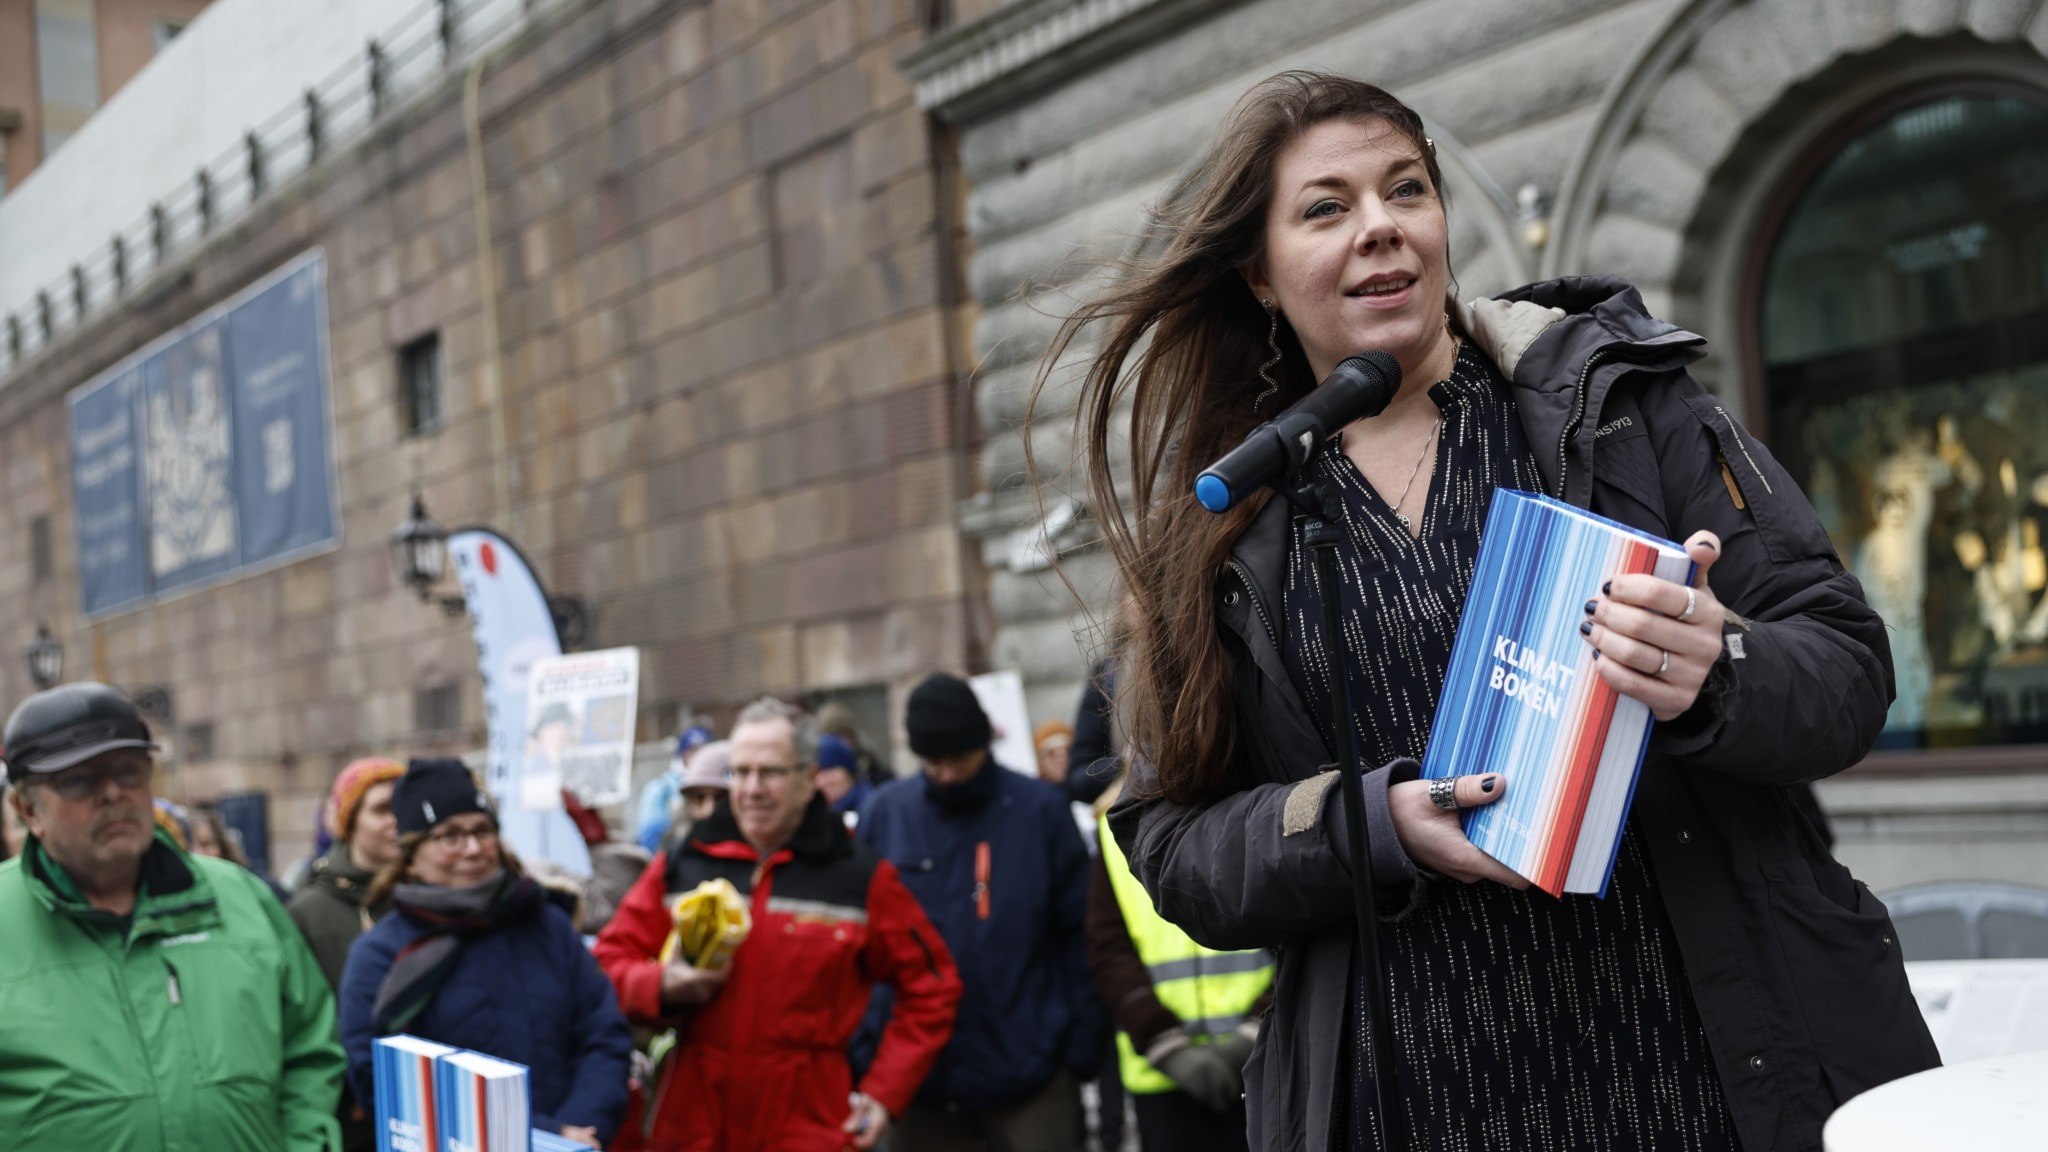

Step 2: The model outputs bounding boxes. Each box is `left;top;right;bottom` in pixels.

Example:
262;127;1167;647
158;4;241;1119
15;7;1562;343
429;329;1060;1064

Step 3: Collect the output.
1278;342;1741;1151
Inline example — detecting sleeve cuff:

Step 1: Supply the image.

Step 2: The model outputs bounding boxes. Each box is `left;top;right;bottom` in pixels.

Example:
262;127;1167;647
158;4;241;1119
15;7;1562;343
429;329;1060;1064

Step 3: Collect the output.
1323;759;1427;921
1144;1027;1192;1067
1651;644;1736;757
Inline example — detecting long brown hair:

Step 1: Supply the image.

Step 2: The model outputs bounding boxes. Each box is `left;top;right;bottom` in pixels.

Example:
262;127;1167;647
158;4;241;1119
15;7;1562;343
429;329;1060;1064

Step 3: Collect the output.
1033;72;1448;805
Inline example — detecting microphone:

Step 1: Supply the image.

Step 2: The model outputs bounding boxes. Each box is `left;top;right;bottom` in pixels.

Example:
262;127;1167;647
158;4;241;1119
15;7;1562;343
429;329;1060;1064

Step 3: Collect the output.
1194;351;1401;513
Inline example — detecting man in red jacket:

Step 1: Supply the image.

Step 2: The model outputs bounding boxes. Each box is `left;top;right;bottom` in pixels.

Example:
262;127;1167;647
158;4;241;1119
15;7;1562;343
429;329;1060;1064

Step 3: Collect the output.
595;697;961;1151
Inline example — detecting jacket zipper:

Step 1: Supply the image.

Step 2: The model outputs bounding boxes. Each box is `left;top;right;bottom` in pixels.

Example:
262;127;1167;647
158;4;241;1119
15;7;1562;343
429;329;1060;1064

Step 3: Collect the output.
1227;555;1338;766
1554;349;1607;503
1226;559;1281;658
165;959;182;1005
1715;405;1773;495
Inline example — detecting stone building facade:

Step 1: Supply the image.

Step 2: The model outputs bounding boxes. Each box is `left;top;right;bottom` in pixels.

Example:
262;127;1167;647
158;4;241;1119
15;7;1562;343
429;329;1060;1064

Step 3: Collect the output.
0;0;984;866
910;0;2048;889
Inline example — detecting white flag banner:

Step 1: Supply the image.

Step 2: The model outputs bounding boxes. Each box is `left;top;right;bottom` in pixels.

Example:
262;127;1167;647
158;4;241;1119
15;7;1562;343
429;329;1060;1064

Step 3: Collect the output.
449;529;591;877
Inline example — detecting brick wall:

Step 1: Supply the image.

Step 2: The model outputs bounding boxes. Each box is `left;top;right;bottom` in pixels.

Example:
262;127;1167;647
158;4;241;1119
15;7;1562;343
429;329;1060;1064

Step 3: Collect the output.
0;0;982;868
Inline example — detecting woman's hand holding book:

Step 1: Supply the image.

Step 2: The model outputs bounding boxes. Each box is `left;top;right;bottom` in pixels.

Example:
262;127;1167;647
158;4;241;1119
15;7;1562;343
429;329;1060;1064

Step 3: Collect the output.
1581;530;1727;721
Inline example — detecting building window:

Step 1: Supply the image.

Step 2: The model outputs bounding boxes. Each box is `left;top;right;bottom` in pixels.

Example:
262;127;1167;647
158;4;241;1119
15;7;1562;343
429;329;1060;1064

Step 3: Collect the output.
181;722;215;761
1758;85;2048;751
416;681;461;733
30;516;52;584
35;0;101;158
399;333;443;437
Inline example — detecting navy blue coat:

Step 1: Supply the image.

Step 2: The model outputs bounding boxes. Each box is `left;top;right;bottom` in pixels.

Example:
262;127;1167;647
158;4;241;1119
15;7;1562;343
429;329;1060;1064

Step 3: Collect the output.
339;897;633;1142
856;759;1103;1111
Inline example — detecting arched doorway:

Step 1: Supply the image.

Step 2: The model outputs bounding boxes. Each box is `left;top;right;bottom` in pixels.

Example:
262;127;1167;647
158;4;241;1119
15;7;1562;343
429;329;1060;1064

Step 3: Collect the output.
1753;83;2048;750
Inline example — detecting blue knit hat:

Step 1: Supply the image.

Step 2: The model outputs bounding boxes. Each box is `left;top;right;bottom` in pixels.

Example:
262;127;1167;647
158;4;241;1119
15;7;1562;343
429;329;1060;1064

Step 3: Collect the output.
675;724;714;760
817;733;859;775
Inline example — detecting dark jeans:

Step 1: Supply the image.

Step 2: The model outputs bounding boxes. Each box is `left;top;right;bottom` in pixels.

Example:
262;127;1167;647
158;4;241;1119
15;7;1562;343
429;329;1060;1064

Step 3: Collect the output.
894;1069;1079;1152
1131;1090;1248;1152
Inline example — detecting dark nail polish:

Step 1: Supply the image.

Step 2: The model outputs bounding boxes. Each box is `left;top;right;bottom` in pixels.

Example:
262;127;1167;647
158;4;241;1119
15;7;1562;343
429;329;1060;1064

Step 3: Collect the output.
1583;599;1597;616
1592;648;1602;659
1601;580;1612;595
1480;776;1497;793
1703;540;1718;552
1579;619;1593;636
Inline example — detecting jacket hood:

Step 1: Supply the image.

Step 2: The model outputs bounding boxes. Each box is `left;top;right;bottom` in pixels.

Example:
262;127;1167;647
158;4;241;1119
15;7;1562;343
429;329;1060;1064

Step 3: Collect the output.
1456;275;1705;387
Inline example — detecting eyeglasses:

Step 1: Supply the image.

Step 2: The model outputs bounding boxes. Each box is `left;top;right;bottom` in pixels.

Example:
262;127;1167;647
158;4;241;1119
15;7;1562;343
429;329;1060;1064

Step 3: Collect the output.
41;758;152;801
425;824;499;851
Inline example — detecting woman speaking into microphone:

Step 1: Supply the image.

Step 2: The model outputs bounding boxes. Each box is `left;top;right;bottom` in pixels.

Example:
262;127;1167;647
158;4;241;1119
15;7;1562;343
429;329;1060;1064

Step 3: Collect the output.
1051;72;1938;1152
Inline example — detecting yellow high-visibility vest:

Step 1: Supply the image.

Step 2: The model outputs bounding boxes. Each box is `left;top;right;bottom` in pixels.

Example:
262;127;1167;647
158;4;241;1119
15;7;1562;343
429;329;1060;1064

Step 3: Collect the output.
1099;813;1275;1095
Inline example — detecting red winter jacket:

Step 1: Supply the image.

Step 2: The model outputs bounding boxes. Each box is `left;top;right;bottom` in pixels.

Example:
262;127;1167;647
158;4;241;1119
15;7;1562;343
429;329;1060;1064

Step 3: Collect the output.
594;795;961;1151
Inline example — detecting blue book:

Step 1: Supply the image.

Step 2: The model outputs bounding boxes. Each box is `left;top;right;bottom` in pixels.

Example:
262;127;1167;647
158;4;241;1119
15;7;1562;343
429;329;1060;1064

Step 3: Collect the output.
1421;489;1694;896
372;1035;458;1152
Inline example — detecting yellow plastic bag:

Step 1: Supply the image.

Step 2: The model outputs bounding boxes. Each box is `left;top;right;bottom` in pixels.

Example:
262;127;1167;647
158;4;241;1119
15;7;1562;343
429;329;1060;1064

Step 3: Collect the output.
658;877;751;971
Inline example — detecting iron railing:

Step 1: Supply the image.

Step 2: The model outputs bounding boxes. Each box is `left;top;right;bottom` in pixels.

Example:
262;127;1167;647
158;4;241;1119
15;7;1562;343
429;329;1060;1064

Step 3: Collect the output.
0;0;557;383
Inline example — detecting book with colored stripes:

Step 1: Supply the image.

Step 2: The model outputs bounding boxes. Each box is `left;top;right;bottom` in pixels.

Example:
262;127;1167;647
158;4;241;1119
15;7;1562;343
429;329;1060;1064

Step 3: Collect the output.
372;1035;457;1152
1421;488;1695;897
436;1050;531;1152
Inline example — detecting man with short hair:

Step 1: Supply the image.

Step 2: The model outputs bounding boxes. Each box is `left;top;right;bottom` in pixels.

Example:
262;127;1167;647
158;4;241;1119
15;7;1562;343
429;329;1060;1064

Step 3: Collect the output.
857;673;1105;1152
0;682;346;1152
595;698;961;1152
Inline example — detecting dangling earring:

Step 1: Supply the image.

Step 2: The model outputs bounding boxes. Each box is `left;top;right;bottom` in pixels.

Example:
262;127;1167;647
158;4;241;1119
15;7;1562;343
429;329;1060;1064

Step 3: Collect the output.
1255;299;1282;415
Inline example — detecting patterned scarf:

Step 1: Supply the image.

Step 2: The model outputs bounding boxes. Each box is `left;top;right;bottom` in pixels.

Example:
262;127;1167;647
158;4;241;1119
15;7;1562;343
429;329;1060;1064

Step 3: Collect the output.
371;870;542;1033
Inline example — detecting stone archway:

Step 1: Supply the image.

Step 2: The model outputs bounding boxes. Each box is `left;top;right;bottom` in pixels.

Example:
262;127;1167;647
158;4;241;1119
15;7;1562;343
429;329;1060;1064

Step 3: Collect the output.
1543;0;2048;408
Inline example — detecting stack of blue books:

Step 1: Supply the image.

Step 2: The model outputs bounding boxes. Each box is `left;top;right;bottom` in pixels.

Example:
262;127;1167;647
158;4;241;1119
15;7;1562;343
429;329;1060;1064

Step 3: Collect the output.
374;1034;581;1152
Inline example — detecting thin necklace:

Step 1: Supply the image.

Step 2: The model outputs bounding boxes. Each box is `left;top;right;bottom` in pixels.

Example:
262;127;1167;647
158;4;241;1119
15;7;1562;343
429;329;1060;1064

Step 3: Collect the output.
1387;416;1441;532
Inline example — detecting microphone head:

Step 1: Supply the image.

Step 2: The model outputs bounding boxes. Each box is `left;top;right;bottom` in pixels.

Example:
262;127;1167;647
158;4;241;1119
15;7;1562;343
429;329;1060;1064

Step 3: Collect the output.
1330;350;1401;415
1194;473;1233;514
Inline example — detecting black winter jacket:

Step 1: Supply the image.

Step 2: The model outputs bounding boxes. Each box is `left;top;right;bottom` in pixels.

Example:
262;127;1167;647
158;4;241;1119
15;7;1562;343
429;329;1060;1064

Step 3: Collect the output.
1109;277;1940;1152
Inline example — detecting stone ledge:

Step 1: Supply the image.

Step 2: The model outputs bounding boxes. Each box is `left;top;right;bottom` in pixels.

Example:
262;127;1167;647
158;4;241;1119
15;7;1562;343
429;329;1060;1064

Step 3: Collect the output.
900;0;1245;122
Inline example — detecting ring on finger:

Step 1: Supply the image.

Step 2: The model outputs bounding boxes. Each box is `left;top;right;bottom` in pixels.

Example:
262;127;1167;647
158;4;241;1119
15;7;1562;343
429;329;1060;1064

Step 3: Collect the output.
1678;585;1697;622
1655;648;1670;677
1428;777;1460;811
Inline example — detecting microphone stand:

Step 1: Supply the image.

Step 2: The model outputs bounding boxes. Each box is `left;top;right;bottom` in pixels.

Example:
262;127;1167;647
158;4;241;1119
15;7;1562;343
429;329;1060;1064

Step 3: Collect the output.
1269;465;1404;1151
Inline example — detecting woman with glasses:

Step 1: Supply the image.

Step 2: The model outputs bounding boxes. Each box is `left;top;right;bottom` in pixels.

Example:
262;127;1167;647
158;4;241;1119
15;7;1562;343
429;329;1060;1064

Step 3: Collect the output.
338;758;633;1149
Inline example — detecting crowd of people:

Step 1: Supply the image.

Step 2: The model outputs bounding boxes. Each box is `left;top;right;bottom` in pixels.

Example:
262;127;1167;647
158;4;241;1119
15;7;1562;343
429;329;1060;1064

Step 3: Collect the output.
0;666;1263;1152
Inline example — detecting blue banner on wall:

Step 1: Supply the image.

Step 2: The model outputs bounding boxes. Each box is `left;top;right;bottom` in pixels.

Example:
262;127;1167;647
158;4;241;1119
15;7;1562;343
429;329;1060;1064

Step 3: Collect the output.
69;251;338;616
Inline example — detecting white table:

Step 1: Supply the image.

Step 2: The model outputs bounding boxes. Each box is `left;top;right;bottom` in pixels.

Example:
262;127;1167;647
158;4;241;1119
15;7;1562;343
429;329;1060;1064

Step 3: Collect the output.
1823;1048;2048;1150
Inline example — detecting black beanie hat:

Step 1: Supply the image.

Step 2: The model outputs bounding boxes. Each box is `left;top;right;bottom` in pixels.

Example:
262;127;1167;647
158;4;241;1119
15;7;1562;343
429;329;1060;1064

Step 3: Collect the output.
905;673;992;758
392;757;494;836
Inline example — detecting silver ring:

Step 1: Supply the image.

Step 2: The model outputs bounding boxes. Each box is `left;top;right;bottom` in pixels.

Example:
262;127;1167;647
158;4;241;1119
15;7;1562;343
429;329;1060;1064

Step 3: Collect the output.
1656;648;1671;677
1428;777;1460;811
1678;585;1697;622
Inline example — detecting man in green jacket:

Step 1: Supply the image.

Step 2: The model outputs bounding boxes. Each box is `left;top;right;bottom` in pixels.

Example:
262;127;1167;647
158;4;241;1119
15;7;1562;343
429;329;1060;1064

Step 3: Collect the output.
0;682;345;1152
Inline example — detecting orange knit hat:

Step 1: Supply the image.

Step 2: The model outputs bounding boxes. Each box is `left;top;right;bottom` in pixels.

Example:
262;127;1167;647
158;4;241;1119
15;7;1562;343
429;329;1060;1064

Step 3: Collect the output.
1033;721;1074;752
330;757;405;841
